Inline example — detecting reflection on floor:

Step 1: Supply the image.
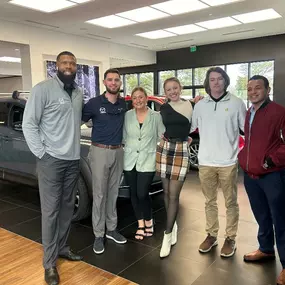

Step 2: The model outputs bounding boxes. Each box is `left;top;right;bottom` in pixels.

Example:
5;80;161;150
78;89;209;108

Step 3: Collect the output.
0;171;282;285
0;228;136;285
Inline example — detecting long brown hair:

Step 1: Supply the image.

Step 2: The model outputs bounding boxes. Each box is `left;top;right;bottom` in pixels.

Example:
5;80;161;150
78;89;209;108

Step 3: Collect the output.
204;67;230;95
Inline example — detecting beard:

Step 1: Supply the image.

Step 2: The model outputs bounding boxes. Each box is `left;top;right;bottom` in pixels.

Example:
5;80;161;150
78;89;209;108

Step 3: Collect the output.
57;70;76;85
106;86;120;95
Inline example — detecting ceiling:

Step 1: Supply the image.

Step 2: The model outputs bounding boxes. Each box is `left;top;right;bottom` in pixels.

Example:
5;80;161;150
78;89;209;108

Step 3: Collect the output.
0;0;284;52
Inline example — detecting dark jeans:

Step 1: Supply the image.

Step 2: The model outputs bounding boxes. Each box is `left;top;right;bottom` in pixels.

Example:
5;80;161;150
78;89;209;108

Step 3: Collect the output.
244;170;285;268
124;167;155;221
37;153;80;269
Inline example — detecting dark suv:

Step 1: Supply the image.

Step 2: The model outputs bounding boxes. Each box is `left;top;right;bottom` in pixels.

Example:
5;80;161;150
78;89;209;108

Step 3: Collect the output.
0;92;162;221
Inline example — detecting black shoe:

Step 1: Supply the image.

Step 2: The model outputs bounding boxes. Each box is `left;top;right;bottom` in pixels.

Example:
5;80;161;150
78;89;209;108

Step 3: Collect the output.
59;250;83;261
93;237;105;254
45;267;59;285
106;230;127;244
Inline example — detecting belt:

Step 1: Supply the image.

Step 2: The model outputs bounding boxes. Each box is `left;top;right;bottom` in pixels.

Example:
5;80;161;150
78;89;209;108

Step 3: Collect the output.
92;142;122;149
163;136;187;143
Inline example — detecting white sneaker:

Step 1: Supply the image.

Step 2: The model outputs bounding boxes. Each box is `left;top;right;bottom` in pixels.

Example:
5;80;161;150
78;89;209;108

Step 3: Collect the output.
171;222;178;246
160;231;172;258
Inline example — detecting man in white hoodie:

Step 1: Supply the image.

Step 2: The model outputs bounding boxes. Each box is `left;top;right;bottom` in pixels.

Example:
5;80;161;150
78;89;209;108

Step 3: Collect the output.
191;67;246;258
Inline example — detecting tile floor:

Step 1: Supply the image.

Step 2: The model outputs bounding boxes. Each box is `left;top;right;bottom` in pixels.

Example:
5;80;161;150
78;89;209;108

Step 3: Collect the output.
0;171;282;285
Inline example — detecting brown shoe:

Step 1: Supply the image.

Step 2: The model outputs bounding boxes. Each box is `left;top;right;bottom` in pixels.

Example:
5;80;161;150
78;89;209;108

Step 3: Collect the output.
220;237;236;258
243;249;275;262
277;269;285;285
199;234;218;253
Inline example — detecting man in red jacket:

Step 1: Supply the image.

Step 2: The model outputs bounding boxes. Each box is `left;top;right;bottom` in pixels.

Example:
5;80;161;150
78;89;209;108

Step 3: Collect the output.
238;75;285;285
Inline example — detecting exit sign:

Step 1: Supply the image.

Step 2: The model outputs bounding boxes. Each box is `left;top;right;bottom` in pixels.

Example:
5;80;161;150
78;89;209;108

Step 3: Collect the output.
190;46;197;52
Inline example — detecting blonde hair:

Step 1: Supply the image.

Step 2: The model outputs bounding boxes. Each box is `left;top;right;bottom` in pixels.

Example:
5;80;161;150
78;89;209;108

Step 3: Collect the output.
163;77;182;91
131;86;148;97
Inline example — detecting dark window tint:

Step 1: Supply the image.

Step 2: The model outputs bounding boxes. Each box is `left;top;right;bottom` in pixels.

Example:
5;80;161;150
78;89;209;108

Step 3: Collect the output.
10;106;24;132
125;100;133;111
147;100;162;111
0;102;9;126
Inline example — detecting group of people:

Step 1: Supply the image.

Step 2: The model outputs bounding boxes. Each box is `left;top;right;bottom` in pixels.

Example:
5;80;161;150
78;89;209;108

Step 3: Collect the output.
22;50;285;285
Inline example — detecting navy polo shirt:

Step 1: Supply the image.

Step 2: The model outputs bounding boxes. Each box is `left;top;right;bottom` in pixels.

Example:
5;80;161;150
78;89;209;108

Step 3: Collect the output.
82;93;126;145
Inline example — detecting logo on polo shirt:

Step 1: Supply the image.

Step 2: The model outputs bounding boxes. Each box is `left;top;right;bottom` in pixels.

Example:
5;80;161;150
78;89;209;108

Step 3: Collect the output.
100;107;106;114
59;98;65;104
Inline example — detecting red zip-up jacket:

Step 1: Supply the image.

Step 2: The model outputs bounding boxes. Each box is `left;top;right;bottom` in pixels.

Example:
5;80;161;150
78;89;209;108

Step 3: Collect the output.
238;99;285;177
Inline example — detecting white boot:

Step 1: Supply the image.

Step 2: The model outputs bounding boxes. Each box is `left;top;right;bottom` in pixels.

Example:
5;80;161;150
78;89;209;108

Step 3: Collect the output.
160;231;172;258
171;222;178;246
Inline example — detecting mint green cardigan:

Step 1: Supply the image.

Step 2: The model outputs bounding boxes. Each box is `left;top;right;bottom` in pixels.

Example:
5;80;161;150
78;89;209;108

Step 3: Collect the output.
123;108;165;172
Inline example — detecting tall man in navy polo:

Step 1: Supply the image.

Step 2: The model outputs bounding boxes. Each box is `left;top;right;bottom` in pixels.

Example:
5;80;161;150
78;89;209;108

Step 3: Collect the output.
82;68;127;254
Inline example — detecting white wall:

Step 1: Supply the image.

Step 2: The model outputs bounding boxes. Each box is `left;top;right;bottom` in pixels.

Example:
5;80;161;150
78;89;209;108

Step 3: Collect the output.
0;19;156;91
0;76;22;93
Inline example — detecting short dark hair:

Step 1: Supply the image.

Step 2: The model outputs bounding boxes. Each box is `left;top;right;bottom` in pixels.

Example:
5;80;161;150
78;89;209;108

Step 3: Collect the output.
56;51;76;61
204;67;230;95
249;75;270;89
104;68;120;79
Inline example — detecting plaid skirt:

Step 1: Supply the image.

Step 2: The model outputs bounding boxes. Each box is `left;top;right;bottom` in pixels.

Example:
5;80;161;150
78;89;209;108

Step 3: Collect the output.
156;138;190;181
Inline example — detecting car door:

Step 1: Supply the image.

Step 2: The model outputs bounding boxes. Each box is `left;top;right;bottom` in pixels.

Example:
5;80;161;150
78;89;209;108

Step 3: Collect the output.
3;104;37;177
0;100;12;170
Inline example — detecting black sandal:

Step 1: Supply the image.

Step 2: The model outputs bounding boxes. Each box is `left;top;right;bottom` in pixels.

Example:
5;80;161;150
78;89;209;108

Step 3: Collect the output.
135;227;145;240
144;224;154;237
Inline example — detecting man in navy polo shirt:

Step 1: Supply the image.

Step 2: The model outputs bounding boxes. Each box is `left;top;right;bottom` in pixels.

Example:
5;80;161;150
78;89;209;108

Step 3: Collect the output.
82;68;127;254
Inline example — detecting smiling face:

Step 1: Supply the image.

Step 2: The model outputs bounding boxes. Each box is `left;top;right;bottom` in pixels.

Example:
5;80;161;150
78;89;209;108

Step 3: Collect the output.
247;79;270;105
132;90;148;110
103;72;122;95
164;80;181;102
56;54;77;77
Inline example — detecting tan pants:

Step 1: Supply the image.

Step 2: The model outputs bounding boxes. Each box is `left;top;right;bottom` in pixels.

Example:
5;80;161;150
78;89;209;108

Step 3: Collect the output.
199;164;239;239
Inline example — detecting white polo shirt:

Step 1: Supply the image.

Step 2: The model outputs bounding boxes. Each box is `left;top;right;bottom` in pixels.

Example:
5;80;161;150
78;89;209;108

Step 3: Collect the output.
191;92;247;167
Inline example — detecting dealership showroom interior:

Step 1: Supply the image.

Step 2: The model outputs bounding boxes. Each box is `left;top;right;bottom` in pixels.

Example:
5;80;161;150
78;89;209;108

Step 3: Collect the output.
1;0;285;284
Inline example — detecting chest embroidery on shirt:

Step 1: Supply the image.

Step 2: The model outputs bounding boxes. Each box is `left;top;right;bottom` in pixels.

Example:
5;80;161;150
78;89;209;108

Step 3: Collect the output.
100;107;106;114
225;108;229;112
59;98;65;104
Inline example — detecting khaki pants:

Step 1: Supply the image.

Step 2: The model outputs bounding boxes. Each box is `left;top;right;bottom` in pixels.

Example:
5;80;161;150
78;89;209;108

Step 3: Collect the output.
199;164;239;239
89;145;124;237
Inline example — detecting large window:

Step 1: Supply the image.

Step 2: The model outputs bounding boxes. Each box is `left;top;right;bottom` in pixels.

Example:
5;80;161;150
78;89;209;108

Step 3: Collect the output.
194;66;211;85
177;69;193;99
227;63;248;105
158;70;175;95
139;72;154;95
250;61;274;100
125;74;138;95
121;61;274;103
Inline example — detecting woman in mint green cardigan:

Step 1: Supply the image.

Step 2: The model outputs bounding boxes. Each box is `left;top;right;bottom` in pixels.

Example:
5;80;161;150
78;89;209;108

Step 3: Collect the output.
123;87;165;240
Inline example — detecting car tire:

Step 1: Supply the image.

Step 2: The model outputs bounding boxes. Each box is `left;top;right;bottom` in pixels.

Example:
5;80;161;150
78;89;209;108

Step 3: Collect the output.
72;174;91;222
189;138;199;170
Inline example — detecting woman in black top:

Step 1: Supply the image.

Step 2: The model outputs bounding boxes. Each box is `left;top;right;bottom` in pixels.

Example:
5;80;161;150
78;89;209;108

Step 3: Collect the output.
156;77;194;258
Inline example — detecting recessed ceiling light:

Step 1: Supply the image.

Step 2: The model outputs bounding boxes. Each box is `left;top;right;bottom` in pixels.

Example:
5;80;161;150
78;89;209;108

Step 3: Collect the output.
196;17;241;29
151;0;209;15
0;57;21;63
117;6;169;22
202;0;242;6
86;15;136;28
70;0;91;3
232;8;282;23
9;0;76;13
136;30;177;39
165;24;206;35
